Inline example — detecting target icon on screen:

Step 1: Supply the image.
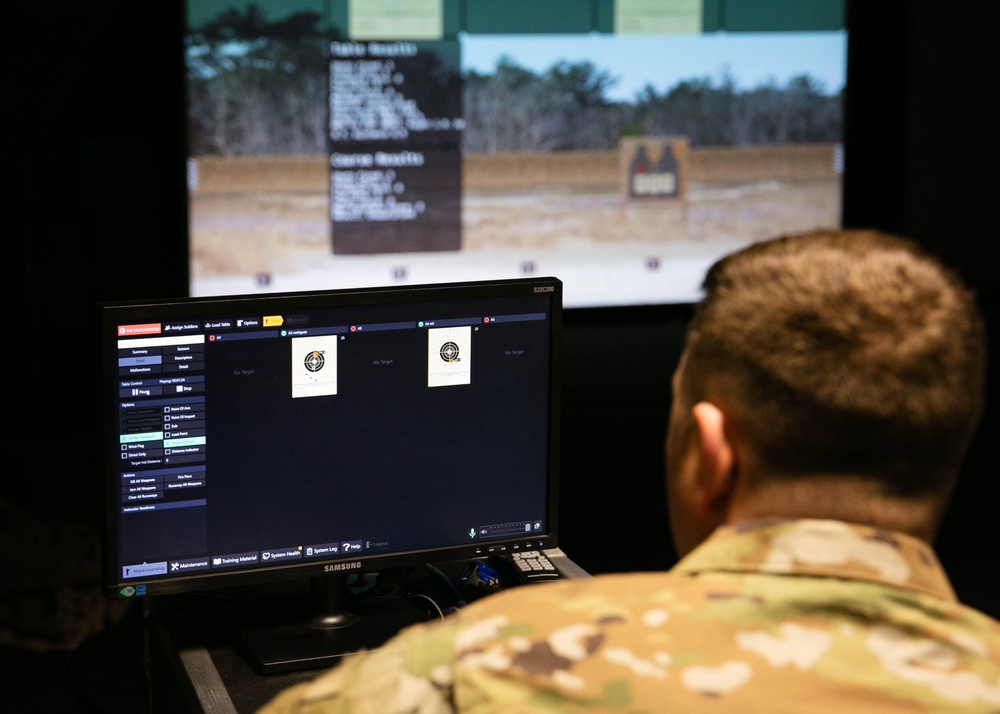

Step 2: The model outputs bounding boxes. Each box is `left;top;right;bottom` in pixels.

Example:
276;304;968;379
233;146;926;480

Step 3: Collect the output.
439;341;460;363
304;350;325;372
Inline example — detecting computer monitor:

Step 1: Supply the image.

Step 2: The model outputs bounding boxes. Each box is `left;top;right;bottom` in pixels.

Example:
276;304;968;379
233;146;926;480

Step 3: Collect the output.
100;276;562;671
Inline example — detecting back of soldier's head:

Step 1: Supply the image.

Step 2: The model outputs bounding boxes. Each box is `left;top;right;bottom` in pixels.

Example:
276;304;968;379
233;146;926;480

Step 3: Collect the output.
681;229;986;497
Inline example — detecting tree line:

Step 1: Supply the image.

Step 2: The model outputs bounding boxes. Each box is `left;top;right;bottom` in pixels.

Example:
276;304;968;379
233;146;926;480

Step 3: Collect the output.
186;9;842;156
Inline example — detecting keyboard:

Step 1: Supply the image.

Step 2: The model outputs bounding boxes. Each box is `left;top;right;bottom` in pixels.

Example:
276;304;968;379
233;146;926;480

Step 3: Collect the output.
507;550;561;582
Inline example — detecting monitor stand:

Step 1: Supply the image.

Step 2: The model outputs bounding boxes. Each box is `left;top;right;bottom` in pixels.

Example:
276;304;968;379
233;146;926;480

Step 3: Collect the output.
232;572;431;675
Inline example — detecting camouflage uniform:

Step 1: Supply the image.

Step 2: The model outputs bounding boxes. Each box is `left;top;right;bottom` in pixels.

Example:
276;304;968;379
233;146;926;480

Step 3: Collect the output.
258;519;1000;713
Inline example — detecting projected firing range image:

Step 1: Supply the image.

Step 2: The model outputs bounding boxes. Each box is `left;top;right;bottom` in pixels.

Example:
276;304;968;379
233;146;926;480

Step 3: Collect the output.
185;1;846;306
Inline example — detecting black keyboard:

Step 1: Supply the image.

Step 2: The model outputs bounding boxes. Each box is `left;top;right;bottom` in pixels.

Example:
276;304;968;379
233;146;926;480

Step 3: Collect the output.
506;550;561;583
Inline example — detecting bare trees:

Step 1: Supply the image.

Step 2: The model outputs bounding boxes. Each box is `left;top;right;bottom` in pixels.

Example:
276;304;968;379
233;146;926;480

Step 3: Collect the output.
463;59;620;153
186;9;328;156
462;61;841;153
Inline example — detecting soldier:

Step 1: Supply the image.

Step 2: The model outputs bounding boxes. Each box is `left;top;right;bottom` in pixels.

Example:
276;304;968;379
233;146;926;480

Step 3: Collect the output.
260;229;1000;713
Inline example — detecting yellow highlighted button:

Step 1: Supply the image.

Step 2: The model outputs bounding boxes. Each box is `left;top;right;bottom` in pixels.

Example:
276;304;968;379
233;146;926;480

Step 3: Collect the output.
263;315;284;327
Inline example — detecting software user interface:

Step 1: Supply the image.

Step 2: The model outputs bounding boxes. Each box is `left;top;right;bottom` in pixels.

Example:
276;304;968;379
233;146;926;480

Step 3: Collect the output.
108;290;554;595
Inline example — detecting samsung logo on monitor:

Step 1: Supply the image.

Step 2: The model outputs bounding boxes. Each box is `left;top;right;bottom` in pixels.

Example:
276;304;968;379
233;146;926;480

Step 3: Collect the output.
324;562;362;573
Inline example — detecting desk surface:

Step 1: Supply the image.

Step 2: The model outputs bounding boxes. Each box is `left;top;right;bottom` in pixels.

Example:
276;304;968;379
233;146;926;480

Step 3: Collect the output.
150;548;589;714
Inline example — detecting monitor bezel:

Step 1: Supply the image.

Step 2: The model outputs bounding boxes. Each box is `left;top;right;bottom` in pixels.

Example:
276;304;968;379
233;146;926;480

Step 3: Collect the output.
100;276;562;600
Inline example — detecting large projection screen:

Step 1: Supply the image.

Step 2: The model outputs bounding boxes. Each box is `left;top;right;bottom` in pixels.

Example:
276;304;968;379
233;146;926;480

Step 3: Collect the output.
185;0;846;307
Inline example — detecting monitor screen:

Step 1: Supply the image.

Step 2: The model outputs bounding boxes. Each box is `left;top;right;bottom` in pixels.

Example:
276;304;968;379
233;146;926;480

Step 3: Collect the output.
185;0;846;307
101;277;562;622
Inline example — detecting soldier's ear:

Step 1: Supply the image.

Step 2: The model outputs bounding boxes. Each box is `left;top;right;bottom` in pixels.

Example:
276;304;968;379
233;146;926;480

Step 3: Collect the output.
691;401;736;517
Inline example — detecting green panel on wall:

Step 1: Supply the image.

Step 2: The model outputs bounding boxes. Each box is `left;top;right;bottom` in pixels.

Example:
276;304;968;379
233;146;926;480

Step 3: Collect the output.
334;1;462;38
721;0;844;31
464;0;594;33
186;1;845;36
702;0;723;31
329;2;348;31
443;0;461;36
595;0;615;32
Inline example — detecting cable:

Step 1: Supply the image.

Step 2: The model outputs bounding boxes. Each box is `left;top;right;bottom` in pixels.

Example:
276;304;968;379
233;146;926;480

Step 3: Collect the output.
425;563;467;607
406;592;446;621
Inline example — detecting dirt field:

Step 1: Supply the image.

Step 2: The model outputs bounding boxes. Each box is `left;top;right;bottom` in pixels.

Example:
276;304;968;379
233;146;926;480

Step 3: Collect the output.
188;145;841;284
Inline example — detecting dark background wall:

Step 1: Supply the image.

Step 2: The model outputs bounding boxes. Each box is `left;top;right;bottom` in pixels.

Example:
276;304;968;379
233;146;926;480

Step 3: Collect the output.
6;0;998;626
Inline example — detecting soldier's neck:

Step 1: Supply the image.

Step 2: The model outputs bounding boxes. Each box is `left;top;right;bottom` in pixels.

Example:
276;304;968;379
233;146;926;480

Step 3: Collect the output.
725;476;944;543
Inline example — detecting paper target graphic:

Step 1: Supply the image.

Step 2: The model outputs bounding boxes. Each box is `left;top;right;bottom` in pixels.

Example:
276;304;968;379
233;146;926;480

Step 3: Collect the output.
439;341;460;363
292;336;338;398
304;349;325;372
428;327;471;387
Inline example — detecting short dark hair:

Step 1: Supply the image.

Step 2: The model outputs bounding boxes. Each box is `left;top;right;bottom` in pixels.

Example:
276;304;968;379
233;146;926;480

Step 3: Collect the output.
680;229;986;497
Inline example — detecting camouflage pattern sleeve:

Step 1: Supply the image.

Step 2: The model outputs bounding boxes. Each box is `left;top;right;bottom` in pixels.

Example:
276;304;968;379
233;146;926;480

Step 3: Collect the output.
259;520;1000;713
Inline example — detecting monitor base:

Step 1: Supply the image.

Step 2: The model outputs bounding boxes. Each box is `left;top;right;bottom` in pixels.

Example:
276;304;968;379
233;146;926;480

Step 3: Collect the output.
233;605;428;675
231;571;435;675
